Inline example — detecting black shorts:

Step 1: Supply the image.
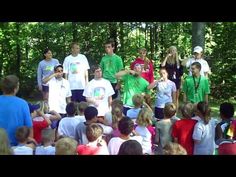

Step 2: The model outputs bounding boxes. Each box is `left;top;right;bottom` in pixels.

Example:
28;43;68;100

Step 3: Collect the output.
42;85;49;92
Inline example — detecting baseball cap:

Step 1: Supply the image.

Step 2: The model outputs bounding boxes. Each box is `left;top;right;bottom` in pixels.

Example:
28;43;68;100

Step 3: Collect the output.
54;64;63;71
28;103;40;113
193;46;203;53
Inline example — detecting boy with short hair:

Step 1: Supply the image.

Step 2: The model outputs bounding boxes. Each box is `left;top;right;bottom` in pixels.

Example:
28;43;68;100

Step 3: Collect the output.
127;94;144;120
12;126;36;155
35;128;55;155
77;123;109;155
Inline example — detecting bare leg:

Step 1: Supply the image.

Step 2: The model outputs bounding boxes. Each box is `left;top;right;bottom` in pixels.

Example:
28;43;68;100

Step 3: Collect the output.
176;89;180;113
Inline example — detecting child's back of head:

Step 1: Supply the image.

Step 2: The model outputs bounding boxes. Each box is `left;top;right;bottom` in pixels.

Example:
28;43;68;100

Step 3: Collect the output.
196;101;211;124
220;102;235;120
86;123;103;142
181;103;194;119
118;117;134;136
41;128;55;145
132;94;144;108
55;137;78;155
163;142;187;155
84;106;98;122
77;101;89;116
66;102;77;117
136;107;153;127
118;140;143;155
164;103;176;119
112;103;123;129
15;126;30;144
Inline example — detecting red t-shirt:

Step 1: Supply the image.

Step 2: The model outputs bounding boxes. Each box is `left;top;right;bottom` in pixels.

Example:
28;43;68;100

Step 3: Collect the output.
130;58;154;83
171;119;197;155
77;145;100;155
33;119;49;144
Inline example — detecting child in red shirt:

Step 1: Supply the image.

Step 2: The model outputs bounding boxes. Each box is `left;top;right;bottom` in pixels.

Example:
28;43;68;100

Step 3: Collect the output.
171;103;197;155
28;102;51;144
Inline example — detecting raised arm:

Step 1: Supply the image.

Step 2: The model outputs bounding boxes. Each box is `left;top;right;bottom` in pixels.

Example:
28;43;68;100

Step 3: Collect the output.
115;70;130;79
42;73;58;84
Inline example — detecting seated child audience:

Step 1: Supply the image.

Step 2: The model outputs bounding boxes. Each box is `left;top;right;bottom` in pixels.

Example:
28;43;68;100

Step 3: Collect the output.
172;103;197;155
35;128;55;155
118;140;143;155
77;123;109;155
55;137;78;155
108;117;142;155
12;126;36;155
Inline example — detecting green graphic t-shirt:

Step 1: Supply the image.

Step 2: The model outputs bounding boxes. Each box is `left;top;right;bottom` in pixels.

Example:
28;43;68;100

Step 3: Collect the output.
122;74;150;107
100;54;123;83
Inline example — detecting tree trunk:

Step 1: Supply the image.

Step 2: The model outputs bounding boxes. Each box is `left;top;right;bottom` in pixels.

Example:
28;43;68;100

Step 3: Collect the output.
145;23;148;49
108;22;117;53
192;22;206;52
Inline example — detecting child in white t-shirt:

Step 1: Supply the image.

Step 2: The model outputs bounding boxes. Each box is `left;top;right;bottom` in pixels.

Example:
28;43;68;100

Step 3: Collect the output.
12;126;36;155
135;102;156;154
35;128;55;155
58;102;82;139
192;101;216;155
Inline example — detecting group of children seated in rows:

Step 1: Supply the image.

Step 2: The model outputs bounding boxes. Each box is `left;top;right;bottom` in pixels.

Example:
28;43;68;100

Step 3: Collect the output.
1;93;235;155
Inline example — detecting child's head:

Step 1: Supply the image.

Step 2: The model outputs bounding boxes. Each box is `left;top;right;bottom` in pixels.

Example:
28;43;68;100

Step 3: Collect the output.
28;102;40;118
163;142;187;155
86;123;103;143
118;117;134;136
181;103;194;119
41;128;55;145
84;106;98;122
111;99;123;127
164;103;176;118
220;102;235;120
118;140;143;155
66;102;77;117
136;107;153;127
55;137;78;155
15;126;30;144
0;128;12;155
196;101;211;124
132;94;144;108
77;101;89;115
